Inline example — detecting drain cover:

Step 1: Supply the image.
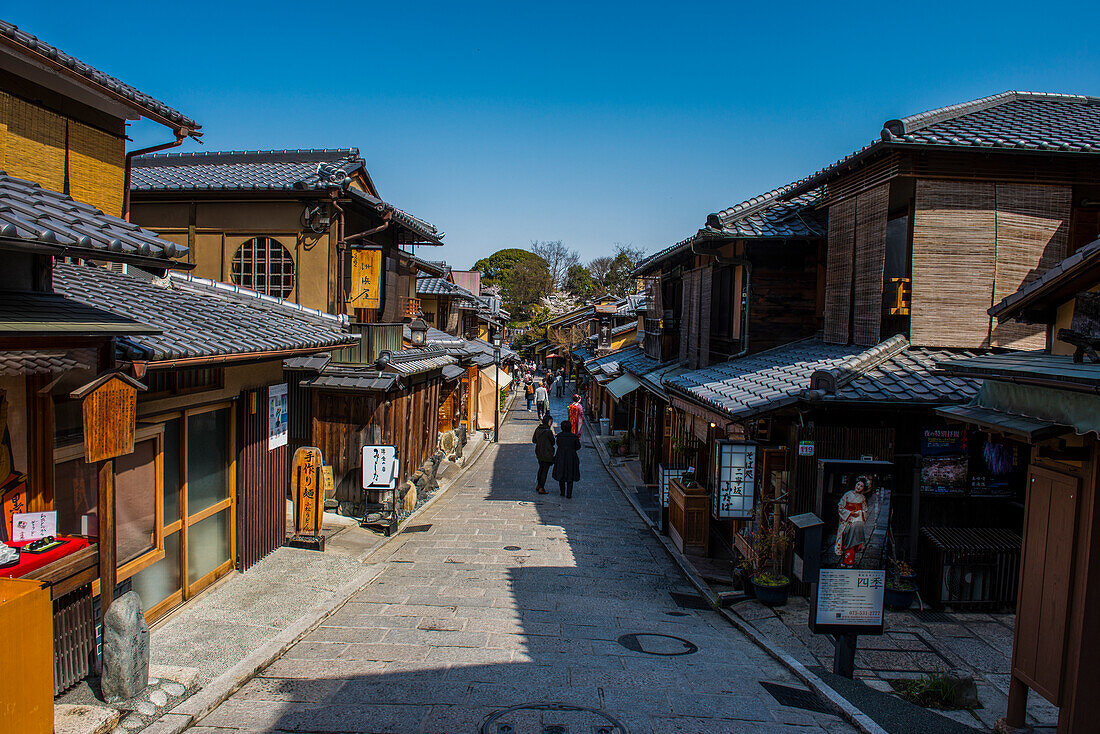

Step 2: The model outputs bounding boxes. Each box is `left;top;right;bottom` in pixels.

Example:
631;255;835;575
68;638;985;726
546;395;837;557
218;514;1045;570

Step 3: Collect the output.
504;545;522;551
665;611;688;617
617;633;697;656
668;591;711;610
403;524;432;533
912;610;953;623
759;682;834;715
480;703;626;734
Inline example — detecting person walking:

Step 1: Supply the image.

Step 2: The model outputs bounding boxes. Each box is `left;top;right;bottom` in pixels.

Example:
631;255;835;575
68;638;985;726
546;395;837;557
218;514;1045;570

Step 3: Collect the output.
553;417;581;498
532;414;555;494
554;372;564;398
535;381;549;419
525;380;535;412
568;393;584;437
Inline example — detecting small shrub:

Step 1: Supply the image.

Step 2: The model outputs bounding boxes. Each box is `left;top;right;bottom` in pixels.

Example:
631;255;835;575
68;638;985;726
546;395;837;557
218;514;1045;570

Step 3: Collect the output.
889;669;977;710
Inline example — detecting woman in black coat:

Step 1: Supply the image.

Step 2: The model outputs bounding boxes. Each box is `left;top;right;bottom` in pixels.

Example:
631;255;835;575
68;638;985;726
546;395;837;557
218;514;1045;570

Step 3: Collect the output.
553;417;582;498
532;413;555;494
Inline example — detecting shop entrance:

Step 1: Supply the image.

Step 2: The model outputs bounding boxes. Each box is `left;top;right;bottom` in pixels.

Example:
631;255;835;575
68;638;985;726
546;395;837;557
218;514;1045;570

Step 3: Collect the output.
132;403;235;620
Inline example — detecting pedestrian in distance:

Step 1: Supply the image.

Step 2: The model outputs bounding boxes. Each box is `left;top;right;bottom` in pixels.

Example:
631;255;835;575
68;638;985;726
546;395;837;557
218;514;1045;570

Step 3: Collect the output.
535;381;549;419
525;380;535;411
554;372;564;398
532;413;555;494
568;393;584;437
553;417;581;498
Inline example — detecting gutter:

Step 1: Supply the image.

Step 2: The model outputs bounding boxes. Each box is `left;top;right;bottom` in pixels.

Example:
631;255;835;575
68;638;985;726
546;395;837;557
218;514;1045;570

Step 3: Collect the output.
123;133;188;221
119;343;358;370
0;238;194;272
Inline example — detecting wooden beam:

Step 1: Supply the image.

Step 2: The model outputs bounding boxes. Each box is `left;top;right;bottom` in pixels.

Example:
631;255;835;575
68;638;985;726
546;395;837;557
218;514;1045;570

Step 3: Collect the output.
97;459;115;613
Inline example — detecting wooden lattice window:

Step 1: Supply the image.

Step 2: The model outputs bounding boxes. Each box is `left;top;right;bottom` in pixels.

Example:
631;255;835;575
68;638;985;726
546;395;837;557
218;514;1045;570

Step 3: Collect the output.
231;237;295;298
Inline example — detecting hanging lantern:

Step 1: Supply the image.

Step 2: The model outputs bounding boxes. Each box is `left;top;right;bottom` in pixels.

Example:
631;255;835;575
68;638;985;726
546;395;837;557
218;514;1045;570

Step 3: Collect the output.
712;440;756;519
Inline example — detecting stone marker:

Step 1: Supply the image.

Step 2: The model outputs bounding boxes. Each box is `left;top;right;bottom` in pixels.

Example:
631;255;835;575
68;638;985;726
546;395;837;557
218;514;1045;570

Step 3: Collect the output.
101;592;150;703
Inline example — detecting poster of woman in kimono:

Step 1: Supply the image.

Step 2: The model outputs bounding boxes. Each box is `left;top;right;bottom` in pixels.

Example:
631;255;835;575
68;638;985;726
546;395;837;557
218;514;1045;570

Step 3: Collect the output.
821;471;891;570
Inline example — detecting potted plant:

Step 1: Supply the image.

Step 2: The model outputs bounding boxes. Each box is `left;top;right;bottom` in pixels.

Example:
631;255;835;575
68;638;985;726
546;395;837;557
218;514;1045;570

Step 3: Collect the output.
751;522;793;606
891;558;917;585
884;577;917;610
733;560;756;598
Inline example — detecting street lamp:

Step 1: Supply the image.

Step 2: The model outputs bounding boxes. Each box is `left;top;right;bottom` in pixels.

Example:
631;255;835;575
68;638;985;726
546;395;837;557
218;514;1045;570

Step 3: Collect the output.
409;317;428;348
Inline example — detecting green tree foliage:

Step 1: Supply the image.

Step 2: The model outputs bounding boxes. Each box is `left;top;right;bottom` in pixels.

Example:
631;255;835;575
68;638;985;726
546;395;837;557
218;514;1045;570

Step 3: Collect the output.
563;264;596;301
589;244;646;297
504;256;553;321
472;248;540;288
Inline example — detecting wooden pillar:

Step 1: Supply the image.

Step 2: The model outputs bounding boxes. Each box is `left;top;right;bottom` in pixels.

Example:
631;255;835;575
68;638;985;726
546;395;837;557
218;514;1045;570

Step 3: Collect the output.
97;459;115;613
1004;676;1028;729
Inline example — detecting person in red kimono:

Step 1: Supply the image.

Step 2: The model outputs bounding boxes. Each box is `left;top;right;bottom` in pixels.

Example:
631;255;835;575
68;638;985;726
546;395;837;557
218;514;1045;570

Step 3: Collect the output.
834;475;872;567
568;394;584;437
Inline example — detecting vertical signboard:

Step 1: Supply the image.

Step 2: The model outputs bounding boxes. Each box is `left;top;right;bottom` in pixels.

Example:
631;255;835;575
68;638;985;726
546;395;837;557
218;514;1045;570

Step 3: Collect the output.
362;445;398;489
712;440;756;519
350;249;382;310
291;447;324;536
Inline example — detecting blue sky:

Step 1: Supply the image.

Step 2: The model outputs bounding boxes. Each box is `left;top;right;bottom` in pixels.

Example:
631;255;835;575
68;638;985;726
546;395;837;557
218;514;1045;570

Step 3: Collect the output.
11;2;1098;268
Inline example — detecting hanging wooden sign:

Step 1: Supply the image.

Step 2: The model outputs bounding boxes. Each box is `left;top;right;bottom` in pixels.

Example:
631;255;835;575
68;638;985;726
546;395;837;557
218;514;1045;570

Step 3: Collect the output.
71;372;145;463
291;447;324;537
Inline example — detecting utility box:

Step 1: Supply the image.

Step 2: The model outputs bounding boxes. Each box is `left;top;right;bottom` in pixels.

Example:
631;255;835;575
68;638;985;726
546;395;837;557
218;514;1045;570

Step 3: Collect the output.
790;512;824;583
0;577;53;733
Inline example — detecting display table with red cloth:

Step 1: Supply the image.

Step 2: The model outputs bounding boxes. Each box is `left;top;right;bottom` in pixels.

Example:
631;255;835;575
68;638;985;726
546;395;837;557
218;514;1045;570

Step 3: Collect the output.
0;536;91;579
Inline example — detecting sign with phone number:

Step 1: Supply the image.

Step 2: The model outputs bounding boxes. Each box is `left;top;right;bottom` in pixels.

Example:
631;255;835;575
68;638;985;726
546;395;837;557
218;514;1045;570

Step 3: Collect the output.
815;569;885;626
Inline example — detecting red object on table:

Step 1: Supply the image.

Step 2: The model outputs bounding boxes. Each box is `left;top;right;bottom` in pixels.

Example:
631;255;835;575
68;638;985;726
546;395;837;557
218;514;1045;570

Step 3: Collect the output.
0;536;91;578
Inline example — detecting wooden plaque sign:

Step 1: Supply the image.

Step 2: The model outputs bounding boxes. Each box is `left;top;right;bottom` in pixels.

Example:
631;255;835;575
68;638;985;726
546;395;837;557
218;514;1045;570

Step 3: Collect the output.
71;373;144;464
291;447;324;536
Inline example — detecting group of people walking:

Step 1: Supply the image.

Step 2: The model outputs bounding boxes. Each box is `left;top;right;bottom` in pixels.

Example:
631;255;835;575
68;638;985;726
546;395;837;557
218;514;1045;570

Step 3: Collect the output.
518;364;586;498
523;367;569;418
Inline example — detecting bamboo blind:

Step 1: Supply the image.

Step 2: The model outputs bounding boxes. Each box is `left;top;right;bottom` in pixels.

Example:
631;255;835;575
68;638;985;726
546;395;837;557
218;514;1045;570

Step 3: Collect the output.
852;184;890;346
911;180;997;348
824;198;856;343
991;184;1070;349
696;264;712;369
679;269;694;365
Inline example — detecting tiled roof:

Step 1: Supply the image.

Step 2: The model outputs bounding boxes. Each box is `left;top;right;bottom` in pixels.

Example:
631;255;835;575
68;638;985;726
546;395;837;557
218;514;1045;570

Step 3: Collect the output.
990;237;1100;320
665;339;863;420
301;365;397;393
0;172;188;264
791;91;1100;196
417;277;475;298
0;350;89;376
347;189;443;245
52;263;356;363
0;291;155;337
582;344;644;376
131;149;364;191
405;323;466;350
384;348;456;376
635;179;824;273
816;348;981;404
0;20;199;132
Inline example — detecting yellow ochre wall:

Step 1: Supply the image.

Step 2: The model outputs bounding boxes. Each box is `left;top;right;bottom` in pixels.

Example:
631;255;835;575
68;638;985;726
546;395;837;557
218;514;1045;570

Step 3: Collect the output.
0;91;126;216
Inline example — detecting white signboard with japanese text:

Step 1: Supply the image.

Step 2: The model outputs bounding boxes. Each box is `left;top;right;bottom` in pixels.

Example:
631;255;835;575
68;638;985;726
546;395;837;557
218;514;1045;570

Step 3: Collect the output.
815;568;885;628
268;383;289;450
12;510;56;542
362;445;398;489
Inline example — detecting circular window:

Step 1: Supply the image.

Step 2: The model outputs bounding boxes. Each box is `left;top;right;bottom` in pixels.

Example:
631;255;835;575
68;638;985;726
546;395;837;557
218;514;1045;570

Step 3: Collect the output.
230;237;295;299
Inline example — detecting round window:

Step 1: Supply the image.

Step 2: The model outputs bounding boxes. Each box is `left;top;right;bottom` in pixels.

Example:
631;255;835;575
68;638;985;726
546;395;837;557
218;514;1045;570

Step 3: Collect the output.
230;237;294;299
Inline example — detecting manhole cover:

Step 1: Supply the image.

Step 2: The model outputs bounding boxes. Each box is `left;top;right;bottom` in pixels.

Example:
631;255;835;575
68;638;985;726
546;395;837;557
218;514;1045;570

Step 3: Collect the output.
504;545;522;551
759;682;834;715
616;633;697;656
480;703;627;734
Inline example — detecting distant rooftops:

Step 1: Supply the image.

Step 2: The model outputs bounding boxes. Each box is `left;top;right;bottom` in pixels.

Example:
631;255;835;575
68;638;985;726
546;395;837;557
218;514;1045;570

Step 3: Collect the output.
0;20;200;133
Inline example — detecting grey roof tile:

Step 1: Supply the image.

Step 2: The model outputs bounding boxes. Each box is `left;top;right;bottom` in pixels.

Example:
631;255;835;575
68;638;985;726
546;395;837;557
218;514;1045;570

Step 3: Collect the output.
131;149;364;191
0;172;187;263
52;263;356;362
0;20;199;131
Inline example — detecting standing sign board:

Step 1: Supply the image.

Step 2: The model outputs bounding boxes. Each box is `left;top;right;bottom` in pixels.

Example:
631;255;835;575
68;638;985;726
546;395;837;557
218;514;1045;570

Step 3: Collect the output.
362;445;398;489
809;459;893;636
268;384;288;450
291;447;324;538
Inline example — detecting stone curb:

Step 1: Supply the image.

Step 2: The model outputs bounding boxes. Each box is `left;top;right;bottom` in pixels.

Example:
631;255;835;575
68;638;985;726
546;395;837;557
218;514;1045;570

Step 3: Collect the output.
143;408;507;734
586;424;888;734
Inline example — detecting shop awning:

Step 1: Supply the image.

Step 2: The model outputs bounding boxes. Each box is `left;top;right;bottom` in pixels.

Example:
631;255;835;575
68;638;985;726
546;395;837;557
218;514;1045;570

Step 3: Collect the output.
607;373;641;399
479;365;513;390
936;405;1069;441
442;364;465;381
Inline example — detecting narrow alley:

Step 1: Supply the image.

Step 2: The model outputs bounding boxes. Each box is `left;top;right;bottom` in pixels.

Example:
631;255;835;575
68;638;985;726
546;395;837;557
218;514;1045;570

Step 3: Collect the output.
186;389;854;733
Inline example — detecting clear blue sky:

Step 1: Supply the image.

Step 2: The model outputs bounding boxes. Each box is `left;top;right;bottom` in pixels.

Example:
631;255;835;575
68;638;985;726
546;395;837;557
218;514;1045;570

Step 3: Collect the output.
11;2;1098;268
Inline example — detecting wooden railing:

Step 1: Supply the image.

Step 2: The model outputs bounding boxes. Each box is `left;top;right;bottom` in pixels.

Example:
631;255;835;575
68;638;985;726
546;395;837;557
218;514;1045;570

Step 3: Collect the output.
402;297;422;319
887;277;911;316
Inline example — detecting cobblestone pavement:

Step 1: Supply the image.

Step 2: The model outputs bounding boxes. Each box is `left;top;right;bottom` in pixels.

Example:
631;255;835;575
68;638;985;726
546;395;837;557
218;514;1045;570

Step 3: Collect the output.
189;387;855;733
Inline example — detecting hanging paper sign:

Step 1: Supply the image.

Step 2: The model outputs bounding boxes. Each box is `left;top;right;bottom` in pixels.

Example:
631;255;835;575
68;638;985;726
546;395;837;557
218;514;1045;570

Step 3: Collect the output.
362;445;398;489
322;465;335;501
12;510;56;542
268;383;289;450
712;440;755;519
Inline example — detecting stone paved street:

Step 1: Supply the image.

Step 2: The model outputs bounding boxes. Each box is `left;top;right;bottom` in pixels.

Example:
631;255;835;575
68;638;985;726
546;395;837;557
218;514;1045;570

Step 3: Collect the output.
186;388;855;733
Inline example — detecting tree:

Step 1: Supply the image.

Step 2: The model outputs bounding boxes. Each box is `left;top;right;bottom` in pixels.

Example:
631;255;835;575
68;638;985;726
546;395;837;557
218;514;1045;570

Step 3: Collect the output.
472;248;541;289
541;289;580;317
503;256;553;321
588;256;615;293
531;240;579;289
563;264;596;301
588;244;646;298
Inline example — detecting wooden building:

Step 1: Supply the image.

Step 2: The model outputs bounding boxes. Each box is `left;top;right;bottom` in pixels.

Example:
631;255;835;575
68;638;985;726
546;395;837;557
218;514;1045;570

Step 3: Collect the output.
938;237;1100;733
632;91;1100;599
129;148;445;320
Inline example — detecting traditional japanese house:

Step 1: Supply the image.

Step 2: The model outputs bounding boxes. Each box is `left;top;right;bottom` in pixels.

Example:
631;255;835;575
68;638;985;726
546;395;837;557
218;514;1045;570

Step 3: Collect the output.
417;273;482;336
937;237;1100;733
128;147;445;320
635;91;1100;599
